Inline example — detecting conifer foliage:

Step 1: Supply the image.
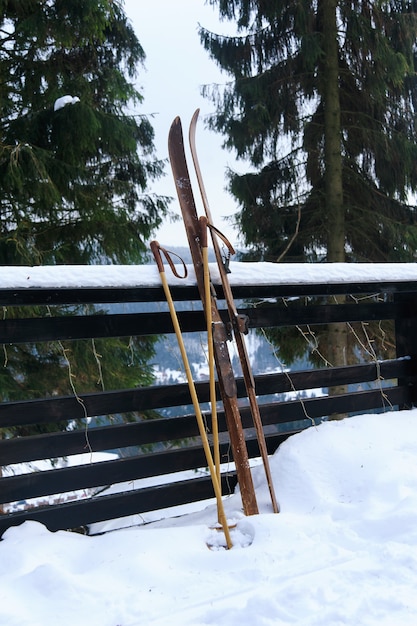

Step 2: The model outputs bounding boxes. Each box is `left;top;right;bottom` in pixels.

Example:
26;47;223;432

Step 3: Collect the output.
0;2;166;430
0;0;169;265
200;0;417;263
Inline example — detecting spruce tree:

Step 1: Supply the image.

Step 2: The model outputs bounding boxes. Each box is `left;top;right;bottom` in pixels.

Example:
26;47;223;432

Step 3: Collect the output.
0;0;170;265
200;0;417;264
200;1;417;401
0;2;167;438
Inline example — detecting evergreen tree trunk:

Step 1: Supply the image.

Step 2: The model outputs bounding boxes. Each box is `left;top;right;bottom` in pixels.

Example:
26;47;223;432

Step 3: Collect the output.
321;0;348;415
323;0;344;264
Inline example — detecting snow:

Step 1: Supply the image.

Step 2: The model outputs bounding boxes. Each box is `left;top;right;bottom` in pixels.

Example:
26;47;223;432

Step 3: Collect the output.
53;95;80;111
1;409;417;626
1;261;417;289
2;261;417;623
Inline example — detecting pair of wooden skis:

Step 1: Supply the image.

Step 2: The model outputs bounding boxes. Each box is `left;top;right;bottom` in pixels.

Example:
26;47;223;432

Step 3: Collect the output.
152;110;279;522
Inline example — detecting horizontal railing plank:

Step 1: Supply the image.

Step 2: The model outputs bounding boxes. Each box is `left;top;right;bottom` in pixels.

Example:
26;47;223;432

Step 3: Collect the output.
0;473;238;536
0;301;400;344
0;445;212;503
0;358;410;430
0;416;202;465
2;279;417;307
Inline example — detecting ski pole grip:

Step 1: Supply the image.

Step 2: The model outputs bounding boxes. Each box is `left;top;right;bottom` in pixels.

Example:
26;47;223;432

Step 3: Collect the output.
199;215;209;249
151;241;188;279
150;240;164;273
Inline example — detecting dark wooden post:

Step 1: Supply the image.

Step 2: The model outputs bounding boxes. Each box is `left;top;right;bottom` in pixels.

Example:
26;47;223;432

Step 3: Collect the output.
394;291;417;408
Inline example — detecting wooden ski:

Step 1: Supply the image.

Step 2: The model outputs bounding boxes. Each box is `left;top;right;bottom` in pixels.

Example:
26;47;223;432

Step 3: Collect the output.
189;109;279;513
168;116;259;516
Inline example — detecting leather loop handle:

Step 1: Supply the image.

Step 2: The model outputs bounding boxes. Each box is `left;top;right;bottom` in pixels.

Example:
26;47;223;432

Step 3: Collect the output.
150;240;188;279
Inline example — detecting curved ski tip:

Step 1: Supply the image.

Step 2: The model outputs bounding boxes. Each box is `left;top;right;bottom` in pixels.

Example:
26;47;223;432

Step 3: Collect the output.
169;117;183;140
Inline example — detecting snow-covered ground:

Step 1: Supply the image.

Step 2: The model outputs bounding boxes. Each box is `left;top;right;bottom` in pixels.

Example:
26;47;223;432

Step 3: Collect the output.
1;409;417;626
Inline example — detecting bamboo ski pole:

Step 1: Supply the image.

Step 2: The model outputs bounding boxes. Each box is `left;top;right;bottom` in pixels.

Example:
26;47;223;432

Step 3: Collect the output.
199;216;221;488
189;109;279;514
150;240;232;549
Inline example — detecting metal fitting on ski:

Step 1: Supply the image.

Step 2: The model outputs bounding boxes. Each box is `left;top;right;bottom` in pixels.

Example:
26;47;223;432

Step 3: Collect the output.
212;319;230;344
237;314;250;335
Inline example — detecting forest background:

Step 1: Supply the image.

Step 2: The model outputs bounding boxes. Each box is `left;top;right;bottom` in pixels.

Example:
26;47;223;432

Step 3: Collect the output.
1;0;417;426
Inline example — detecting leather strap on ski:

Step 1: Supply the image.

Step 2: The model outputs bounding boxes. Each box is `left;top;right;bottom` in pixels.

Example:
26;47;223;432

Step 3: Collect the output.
203;222;250;335
205;222;235;255
205;222;235;275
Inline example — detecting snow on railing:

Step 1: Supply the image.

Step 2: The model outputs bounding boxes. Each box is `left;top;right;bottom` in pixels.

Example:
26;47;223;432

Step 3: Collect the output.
1;262;417;290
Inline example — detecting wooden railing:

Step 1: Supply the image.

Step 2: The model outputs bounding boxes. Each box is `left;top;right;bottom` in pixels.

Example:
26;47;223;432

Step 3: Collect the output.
1;269;416;536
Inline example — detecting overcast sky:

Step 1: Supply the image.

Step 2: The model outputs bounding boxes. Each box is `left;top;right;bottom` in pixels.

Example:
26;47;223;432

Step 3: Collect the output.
123;0;243;248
